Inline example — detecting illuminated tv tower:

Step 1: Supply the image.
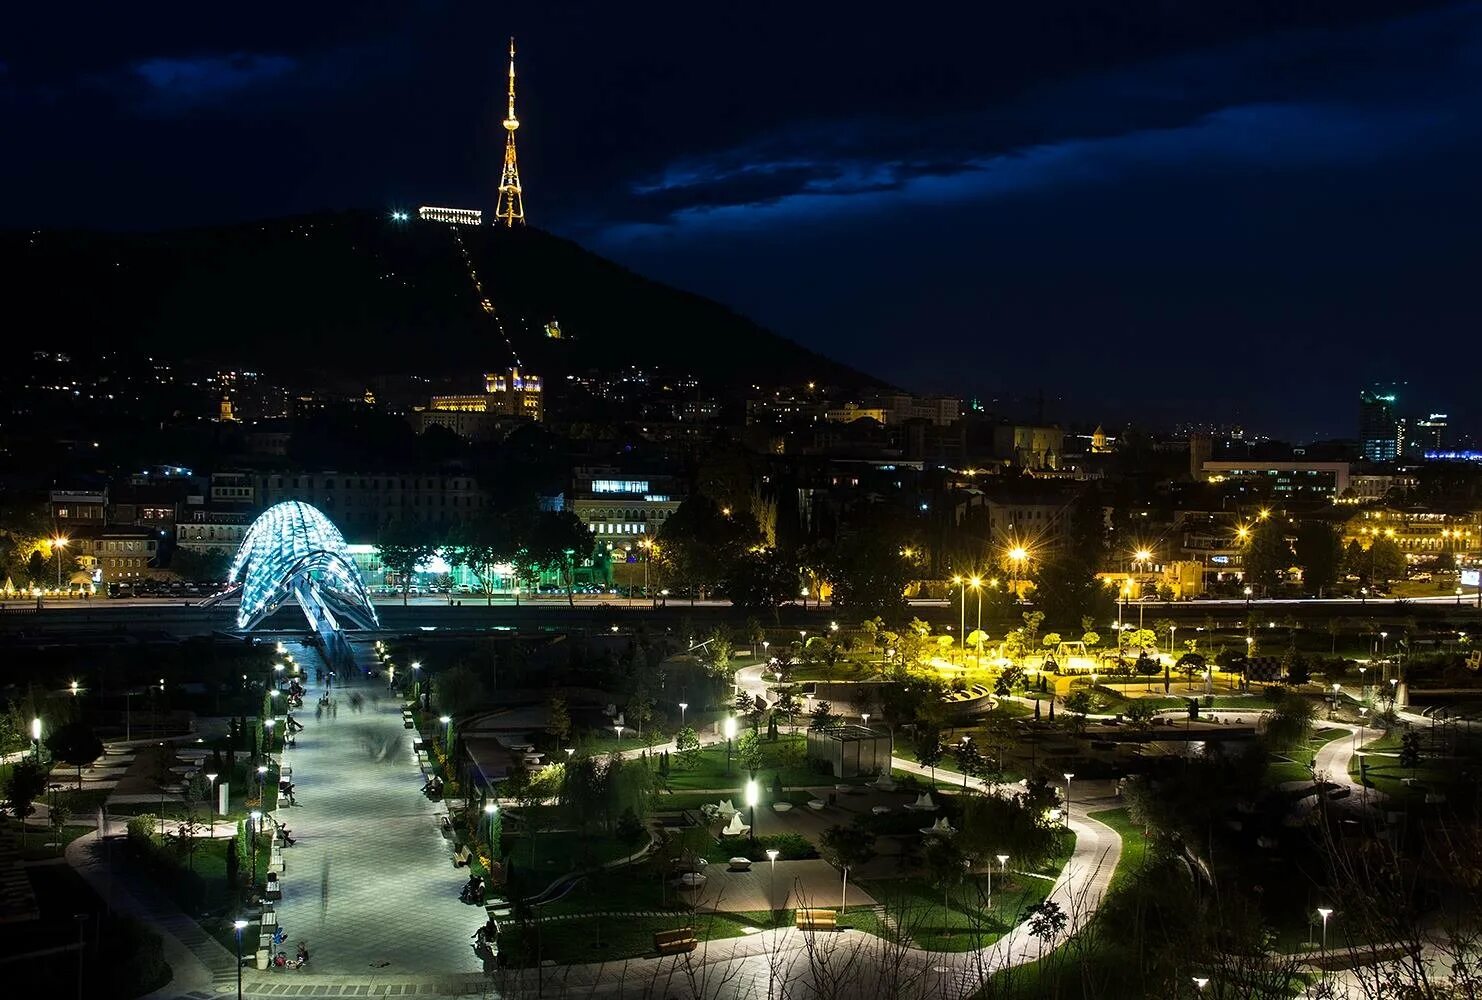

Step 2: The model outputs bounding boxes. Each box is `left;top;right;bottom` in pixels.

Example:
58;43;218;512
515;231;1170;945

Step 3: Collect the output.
495;36;525;227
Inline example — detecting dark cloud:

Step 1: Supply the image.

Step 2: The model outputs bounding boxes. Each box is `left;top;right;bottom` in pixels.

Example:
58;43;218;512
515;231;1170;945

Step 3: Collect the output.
130;53;299;111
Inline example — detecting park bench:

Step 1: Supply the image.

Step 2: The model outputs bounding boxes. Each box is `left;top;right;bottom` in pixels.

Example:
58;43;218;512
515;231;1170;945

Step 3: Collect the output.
653;927;698;955
795;908;837;931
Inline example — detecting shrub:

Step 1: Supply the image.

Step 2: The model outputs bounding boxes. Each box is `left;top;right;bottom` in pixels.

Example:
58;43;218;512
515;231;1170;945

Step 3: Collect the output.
749;832;817;861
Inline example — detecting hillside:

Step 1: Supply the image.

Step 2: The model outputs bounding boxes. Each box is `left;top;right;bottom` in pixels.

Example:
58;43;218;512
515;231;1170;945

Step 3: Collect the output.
1;211;881;392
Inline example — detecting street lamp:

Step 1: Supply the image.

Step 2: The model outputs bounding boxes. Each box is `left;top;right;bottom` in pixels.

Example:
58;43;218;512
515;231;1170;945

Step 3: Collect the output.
766;848;781;919
52;536;68;590
1317;906;1333;952
248;810;262;891
613;722;623;744
233;919;250;1000
412;661;422;703
995;854;1008;901
31;717;41;759
678;702;688;727
1062;773;1074;827
1193;978;1209;992
724;716;737;775
440;715;453;749
1244;585;1253;606
205;772;218;818
861;713;871;729
70;680;79;697
969;576;983;659
484;802;498;864
1007;546;1028;599
745;778;758;843
952;575;966;663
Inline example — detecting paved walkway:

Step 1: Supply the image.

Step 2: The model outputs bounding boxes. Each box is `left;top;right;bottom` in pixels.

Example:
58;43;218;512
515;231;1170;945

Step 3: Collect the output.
270;639;484;976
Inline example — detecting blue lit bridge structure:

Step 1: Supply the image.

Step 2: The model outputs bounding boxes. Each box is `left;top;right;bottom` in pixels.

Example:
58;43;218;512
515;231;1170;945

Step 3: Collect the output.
225;501;378;664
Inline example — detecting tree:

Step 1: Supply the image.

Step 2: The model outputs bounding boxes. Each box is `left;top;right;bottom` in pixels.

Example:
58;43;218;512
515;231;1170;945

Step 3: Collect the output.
432;662;485;718
1293;522;1343;595
45;721;103;790
656;495;756;601
3;759;47;845
820;516;916;615
377;520;437;605
1263;691;1316;750
722;546;799;619
699;627;733;679
546;695;571;746
1367;537;1407;586
914;727;944;786
1026;899;1069;956
1032;493;1112;626
452;512;518;605
26;549;46;584
922;835;968;932
169;547;229;582
674;727;701;770
953;740;984;787
1399;729;1422;771
736;731;763;776
1243;519;1291;595
809;701;839;731
524;510;593;606
819;822;876;914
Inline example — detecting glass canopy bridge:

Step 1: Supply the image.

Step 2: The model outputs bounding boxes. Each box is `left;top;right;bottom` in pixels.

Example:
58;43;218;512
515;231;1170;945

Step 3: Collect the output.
203;501;379;667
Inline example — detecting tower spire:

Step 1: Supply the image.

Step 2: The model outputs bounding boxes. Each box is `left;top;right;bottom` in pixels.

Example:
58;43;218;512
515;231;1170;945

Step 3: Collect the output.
496;36;525;227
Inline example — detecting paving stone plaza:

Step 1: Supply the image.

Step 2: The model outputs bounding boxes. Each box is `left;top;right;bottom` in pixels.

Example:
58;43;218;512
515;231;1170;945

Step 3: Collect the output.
270;640;485;976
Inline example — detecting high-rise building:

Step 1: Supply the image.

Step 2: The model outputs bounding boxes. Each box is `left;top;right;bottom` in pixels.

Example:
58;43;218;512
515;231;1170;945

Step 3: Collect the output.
1414;413;1449;454
1359;385;1400;462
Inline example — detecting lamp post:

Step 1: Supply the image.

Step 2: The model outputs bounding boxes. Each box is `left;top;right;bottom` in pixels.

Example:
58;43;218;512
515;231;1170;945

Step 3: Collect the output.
953;575;965;663
678;702;688;728
248;810;261;892
484;801;498;864
724;716;736;776
1317;906;1333;953
233;919;249;1000
613;722;623;745
1062;772;1074;827
1008;546;1028;601
861;713;870;730
1169;624;1177;657
995;854;1008;902
440;714;452;748
1193;977;1209;993
205;773;218;819
31;717;41;760
411;661;422;704
52;536;67;590
766;848;781;921
746;778;758;843
1244;585;1253;607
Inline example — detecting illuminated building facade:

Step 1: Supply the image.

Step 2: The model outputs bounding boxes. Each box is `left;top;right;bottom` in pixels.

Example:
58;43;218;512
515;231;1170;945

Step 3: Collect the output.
569;471;684;545
419;206;483;225
1342;507;1482;565
1201;461;1351;499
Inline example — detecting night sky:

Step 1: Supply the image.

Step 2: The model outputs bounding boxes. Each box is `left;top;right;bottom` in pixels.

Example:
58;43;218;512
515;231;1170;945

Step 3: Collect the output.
4;1;1480;441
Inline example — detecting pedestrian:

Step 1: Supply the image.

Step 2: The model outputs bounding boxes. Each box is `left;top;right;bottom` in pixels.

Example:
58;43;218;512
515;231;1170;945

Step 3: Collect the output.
316;702;323;720
331;700;338;719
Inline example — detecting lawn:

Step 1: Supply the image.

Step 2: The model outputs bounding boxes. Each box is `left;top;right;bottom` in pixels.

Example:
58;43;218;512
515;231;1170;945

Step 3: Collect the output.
497;909;763;966
1349;729;1455;803
660;734;854;792
16;822;94;860
1265;727;1349;785
503;829;638;878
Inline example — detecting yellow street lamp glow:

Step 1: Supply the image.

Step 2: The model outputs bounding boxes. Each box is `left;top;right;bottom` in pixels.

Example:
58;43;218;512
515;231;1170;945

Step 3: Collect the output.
745;779;758;808
1008;546;1028;563
969;576;981;588
1258;508;1271;520
1236;525;1251;540
1134;549;1151;562
724;716;737;740
951;575;962;584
